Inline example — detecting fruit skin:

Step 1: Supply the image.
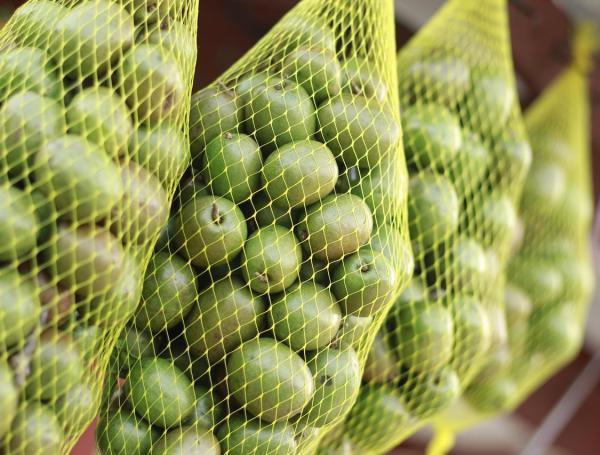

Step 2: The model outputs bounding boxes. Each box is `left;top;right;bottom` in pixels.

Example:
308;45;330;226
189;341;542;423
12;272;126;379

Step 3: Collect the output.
113;325;154;373
446;131;489;198
96;409;158;455
296;193;373;261
334;315;373;350
130;125;189;185
342;57;387;103
25;333;85;402
0;270;40;349
408;172;459;253
389;299;454;373
241;225;302;294
0;361;18;439
370;223;414;277
112;162;169;244
56;382;99;434
478;195;517;249
495;137;532;184
189;86;240;159
269;281;342;350
363;333;399;384
503;283;532;328
278;15;336;54
245;78;316;150
464;69;514;130
251;192;296;229
441;237;488;293
35;135;124;222
0;185;38;262
10;1;67;49
187;385;227;429
135;252;197;333
283;46;342;103
53;0;135;76
202;132;263;203
317;93;401;168
405;367;460;419
122;44;185;125
465;376;517;414
226;338;314;422
127;357;195;428
447;295;491;369
217;415;297;455
0;91;65;178
186;277;266;363
176;175;210;207
146;20;196;72
262;139;338;210
332;247;397;317
66;86;132;159
299;257;330;285
508;258;563;307
0;47;62;100
5;403;64;455
521;161;566;214
528;304;582;361
402;103;462;170
175;195;247;268
299;347;361;427
155;426;221;455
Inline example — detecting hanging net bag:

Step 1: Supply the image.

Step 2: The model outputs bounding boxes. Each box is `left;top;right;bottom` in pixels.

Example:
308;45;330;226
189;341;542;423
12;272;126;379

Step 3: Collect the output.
0;0;198;453
97;0;413;454
320;0;531;453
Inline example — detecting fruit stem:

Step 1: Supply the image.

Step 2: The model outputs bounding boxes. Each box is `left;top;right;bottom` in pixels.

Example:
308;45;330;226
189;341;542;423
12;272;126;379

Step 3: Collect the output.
254;271;269;283
360;263;370;273
224;132;234;140
211;203;222;224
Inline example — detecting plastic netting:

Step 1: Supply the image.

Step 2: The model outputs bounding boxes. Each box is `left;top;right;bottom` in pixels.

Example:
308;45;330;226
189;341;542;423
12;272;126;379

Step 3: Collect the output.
97;0;413;454
318;0;532;453
0;0;198;453
426;26;596;446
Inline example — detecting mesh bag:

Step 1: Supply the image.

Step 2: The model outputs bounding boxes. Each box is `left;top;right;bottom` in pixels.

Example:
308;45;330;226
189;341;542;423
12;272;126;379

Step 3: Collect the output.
0;0;198;452
318;0;532;453
96;0;412;454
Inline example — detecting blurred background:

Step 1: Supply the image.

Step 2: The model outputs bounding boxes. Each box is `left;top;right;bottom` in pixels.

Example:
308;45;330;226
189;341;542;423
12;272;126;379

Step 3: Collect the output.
1;0;598;453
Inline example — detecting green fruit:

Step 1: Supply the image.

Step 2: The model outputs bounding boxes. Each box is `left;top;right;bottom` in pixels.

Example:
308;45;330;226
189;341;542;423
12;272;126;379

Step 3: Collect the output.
241;225;302;294
402;103;462;170
245;78;316;149
189;85;240;158
226;338;314;422
217;415;297;455
31;190;56;246
130;125;189;184
390;299;453;373
448;295;491;368
263;139;338;209
528;304;581;360
114;325;154;371
370;224;414;281
332;247;397;317
342;57;387;102
0;91;65;178
124;0;180;24
235;73;272;102
0;270;40;348
486;306;508;351
175;195;247;268
251;192;296;229
521;161;566;214
495;137;532;183
186;277;266;363
135;252;197;332
0;47;61;100
296;193;373;261
406;367;460;419
556;256;594;301
177;175;210;206
465;69;514;130
473;346;511;382
446;131;489;197
54;0;135;76
560;186;593;233
26;333;85;401
299;257;330;285
346;385;410;451
146;20;195;71
52;224;128;298
96;410;158;455
284;46;342;103
443;237;487;293
317;435;354;455
334;315;372;350
122;44;184;125
335;165;360;193
479;195;517;249
363;333;399;384
202;132;263;203
188;385;227;429
351;162;405;225
0;362;18;438
408;172;459;252
127;357;195;428
508;258;563;306
392;277;427;308
10;1;67;49
67;87;132;159
279;15;336;54
155;426;220;455
112;162;169;244
300;348;361;427
269;282;342;350
317;93;400;168
0;185;38;261
465;377;516;414
74;324;104;364
504;283;532;327
56;382;99;434
6;404;63;455
35;135;124;221
402;56;470;104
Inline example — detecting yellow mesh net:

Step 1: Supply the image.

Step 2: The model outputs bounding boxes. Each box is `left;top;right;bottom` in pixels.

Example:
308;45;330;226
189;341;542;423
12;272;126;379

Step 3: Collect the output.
318;0;531;453
97;0;412;454
0;0;198;453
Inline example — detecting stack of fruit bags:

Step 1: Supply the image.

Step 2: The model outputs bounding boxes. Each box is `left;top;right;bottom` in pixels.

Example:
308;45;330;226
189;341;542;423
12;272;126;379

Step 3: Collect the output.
0;0;199;452
97;0;415;453
319;0;532;453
